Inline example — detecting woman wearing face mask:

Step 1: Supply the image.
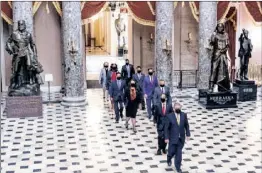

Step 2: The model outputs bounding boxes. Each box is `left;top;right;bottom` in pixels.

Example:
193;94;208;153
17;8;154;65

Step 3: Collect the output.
107;63;119;118
124;80;142;133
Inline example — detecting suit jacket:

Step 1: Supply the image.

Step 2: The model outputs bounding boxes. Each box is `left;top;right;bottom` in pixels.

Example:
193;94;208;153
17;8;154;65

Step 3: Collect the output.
164;112;190;145
132;73;145;92
121;64;135;80
154;101;173;125
109;80;126;101
99;68;109;87
153;86;172;105
143;75;158;98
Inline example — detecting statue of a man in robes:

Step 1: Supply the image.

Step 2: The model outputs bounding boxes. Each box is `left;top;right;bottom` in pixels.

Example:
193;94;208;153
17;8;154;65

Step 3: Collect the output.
238;29;253;80
208;23;231;92
115;13;126;48
5;20;43;96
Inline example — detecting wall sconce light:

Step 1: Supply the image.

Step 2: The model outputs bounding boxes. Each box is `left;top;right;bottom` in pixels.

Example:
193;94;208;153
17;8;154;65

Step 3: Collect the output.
184;32;192;44
68;38;78;66
162;39;172;56
147;33;155;48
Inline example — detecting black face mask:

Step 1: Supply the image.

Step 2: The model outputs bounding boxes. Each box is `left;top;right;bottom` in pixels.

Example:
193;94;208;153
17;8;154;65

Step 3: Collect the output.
126;62;129;65
131;83;136;87
160;84;165;87
137;70;141;73
148;72;153;75
117;77;121;80
175;109;181;114
112;67;116;70
161;98;166;103
104;66;108;68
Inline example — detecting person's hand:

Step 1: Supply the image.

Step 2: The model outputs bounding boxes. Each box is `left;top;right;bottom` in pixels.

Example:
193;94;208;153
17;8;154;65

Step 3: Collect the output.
186;136;190;142
165;139;169;143
144;94;147;99
110;97;113;101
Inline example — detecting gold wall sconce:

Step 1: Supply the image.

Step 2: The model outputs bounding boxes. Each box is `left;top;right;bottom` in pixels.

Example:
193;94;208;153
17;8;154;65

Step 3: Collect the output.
162;39;172;56
147;33;155;48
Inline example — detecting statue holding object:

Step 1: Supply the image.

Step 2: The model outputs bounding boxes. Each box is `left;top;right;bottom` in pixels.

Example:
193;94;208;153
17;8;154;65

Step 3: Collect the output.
207;23;231;92
238;29;253;81
5;20;43;96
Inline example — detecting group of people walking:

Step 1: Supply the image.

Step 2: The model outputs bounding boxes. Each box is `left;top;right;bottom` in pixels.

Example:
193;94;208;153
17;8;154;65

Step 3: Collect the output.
99;59;191;173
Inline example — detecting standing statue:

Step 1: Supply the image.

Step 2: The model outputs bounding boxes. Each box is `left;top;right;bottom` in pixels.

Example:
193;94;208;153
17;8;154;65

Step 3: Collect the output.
208;23;231;92
115;13;126;48
238;29;253;80
5;20;43;96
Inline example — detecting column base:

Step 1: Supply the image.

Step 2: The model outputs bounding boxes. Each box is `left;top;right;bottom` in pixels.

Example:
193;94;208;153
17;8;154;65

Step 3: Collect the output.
61;96;88;107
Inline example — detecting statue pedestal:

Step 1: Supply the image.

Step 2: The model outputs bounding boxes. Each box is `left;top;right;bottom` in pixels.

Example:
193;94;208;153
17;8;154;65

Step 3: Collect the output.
118;47;124;57
199;90;238;109
6;96;43;118
233;79;257;101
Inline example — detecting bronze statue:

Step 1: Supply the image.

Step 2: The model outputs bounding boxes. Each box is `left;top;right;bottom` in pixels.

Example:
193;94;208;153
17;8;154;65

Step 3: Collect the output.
238;29;253;80
5;20;43;96
115;13;126;48
208;23;231;92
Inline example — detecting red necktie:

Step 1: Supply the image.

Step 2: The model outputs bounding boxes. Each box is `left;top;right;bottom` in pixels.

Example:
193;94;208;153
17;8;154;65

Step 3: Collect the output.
162;104;165;115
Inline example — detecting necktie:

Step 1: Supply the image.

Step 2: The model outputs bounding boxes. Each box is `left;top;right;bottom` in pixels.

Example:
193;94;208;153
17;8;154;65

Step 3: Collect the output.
161;87;163;93
150;76;152;83
127;65;130;77
162;104;165;115
176;114;180;125
138;74;140;80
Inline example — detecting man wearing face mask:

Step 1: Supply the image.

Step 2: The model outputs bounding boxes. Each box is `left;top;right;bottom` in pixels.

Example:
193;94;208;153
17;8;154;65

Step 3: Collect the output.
99;62;109;100
153;80;172;107
143;68;159;120
164;103;190;173
154;94;173;155
132;66;145;110
121;59;135;85
109;72;126;123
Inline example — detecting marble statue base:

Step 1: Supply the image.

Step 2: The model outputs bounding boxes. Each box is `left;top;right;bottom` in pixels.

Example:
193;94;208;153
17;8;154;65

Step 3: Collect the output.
233;79;257;101
199;90;238;109
61;96;88;107
6;96;43;118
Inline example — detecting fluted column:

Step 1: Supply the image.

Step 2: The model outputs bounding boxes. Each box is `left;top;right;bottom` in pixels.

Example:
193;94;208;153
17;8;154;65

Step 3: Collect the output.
155;2;173;92
61;2;86;107
13;2;33;34
197;2;217;90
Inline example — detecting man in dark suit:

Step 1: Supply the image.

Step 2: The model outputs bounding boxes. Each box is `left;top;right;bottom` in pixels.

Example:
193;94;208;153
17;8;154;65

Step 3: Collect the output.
153;79;172;106
109;72;126;123
143;68;158;120
121;59;135;85
154;94;173;155
132;66;145;110
164;103;190;173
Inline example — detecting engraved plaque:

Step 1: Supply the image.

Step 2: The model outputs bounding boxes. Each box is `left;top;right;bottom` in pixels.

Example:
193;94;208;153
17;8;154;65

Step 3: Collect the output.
6;96;43;118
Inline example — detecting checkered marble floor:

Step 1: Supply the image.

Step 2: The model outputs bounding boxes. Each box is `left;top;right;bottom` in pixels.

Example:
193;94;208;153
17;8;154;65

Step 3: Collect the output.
1;88;262;173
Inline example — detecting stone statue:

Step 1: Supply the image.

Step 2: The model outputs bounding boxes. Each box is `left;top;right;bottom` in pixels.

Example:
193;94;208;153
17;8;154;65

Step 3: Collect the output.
238;29;253;80
5;20;43;96
208;23;231;92
115;13;126;48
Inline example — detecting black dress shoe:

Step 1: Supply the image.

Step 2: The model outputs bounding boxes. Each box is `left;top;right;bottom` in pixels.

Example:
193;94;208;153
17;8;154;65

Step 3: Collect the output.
176;169;182;173
162;149;167;154
167;160;172;166
156;149;161;155
115;121;119;123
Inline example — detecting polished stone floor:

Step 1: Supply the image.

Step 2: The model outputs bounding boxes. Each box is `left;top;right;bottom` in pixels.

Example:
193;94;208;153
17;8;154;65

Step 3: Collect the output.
1;88;262;173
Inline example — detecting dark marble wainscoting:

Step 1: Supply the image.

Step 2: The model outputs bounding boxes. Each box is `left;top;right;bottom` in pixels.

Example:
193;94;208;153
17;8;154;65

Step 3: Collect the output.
86;80;101;88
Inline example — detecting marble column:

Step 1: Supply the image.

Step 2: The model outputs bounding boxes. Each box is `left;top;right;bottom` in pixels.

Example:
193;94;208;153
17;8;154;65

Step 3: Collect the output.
13;2;33;34
197;2;217;90
0;2;3;94
155;2;173;92
61;2;87;107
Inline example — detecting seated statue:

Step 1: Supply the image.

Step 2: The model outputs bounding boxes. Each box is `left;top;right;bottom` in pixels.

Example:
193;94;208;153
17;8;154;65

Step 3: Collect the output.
5;20;44;96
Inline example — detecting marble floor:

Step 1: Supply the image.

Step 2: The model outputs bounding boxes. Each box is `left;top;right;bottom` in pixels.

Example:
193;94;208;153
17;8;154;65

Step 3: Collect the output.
1;88;262;173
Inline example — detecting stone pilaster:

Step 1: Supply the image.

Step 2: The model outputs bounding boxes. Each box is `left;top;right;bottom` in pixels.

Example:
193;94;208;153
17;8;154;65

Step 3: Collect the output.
61;2;86;107
197;2;217;90
13;2;33;34
155;2;173;92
